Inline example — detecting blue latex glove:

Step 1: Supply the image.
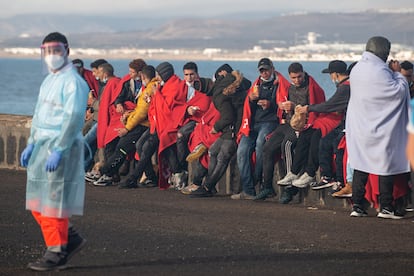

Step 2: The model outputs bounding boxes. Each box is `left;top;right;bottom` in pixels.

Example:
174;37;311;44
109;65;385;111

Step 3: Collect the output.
20;144;34;167
45;151;62;172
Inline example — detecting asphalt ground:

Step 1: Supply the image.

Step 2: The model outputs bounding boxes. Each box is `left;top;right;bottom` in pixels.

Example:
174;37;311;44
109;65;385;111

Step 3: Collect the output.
1;169;414;275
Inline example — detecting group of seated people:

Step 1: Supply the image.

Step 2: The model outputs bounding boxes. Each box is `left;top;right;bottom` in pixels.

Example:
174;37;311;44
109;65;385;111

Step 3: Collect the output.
73;45;414;219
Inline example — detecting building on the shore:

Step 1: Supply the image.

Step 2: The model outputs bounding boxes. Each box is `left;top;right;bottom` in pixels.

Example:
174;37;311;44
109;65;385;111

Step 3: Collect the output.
2;32;413;61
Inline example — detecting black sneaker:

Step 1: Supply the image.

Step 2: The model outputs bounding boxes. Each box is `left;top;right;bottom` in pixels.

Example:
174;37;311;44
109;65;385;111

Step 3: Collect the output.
119;179;138;189
66;234;87;261
84;171;101;182
311;176;336;190
254;188;276;201
27;250;68;271
93;174;113;187
350;205;368;217
280;186;298;204
190;186;213;198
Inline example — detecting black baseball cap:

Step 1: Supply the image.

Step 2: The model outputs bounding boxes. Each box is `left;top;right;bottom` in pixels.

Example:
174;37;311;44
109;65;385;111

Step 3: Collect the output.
258;58;273;70
322;60;347;74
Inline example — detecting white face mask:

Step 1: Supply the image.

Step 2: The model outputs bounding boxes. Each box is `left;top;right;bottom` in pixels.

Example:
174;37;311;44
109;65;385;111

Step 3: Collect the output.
44;54;65;70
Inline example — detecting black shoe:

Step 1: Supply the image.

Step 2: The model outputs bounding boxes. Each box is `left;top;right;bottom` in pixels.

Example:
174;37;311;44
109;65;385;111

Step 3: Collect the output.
119;179;138;189
350;204;368;217
190;186;213;197
66;234;87;261
280;186;298;204
27;250;68;271
254;188;276;201
137;179;158;188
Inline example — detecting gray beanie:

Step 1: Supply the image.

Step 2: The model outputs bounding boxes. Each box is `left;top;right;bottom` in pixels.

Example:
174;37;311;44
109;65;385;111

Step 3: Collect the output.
156;62;174;82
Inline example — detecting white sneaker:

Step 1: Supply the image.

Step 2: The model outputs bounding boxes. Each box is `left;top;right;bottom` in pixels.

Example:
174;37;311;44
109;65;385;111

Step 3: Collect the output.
170;171;188;190
292;172;315;188
277;172;298;186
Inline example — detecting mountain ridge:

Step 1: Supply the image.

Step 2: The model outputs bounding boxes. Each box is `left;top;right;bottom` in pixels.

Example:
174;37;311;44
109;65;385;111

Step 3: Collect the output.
1;11;413;50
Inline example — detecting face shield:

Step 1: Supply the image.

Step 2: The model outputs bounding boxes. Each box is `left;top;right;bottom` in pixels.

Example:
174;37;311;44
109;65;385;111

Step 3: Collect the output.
41;42;68;73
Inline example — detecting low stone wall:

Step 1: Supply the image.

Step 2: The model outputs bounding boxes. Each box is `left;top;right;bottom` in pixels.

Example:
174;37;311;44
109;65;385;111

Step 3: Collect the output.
0;113;349;207
0;114;31;170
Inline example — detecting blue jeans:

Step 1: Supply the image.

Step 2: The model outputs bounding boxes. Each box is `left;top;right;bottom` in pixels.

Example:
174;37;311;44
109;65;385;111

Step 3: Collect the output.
237;121;277;196
84;121;97;171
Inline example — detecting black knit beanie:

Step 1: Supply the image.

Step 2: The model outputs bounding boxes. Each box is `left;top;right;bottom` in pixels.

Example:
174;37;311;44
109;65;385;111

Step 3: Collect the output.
156;62;174;82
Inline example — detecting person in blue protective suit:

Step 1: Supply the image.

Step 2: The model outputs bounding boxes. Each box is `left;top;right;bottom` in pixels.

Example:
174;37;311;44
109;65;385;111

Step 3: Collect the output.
20;32;89;271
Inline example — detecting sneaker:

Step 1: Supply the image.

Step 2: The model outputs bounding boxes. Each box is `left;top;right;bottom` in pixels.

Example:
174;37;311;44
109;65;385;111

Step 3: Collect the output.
230;191;255;200
332;182;352;198
118;178;138;189
84;170;100;182
350;205;368;217
405;203;414;212
137;179;157;188
377;207;404;219
66;234;87;261
311;176;336;190
27;250;68;271
280;186;298;204
181;184;200;195
170;171;188;190
189;186;213;197
277;172;299;186
93;174;113;186
254;188;276;201
292;172;315;188
186;143;207;163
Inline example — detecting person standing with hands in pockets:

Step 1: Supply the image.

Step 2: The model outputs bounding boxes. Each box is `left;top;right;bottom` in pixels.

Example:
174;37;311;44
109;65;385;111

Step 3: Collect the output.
20;32;89;271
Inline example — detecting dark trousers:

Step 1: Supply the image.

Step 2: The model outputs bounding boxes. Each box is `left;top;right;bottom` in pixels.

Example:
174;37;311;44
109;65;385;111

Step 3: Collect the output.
191;160;208;186
176;121;196;166
128;130;159;182
101;125;148;177
163;144;187;174
290;128;321;177
319;127;344;182
352;169;398;210
205;138;237;191
262;124;297;190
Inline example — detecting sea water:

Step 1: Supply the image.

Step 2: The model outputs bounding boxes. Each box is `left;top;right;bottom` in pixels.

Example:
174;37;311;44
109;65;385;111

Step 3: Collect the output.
0;58;338;116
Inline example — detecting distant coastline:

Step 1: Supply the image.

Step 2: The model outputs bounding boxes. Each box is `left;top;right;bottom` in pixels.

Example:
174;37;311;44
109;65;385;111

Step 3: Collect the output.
0;48;364;62
2;42;413;62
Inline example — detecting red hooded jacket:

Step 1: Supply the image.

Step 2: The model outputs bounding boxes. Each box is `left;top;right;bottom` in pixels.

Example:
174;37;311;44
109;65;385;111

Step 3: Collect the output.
97;75;135;148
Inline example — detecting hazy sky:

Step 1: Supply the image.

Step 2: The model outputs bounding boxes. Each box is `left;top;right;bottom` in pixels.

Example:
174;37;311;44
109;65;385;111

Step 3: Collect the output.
1;0;413;18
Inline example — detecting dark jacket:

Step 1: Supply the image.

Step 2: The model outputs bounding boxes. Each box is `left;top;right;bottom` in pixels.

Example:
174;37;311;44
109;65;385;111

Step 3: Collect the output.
115;78;142;105
210;71;251;140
